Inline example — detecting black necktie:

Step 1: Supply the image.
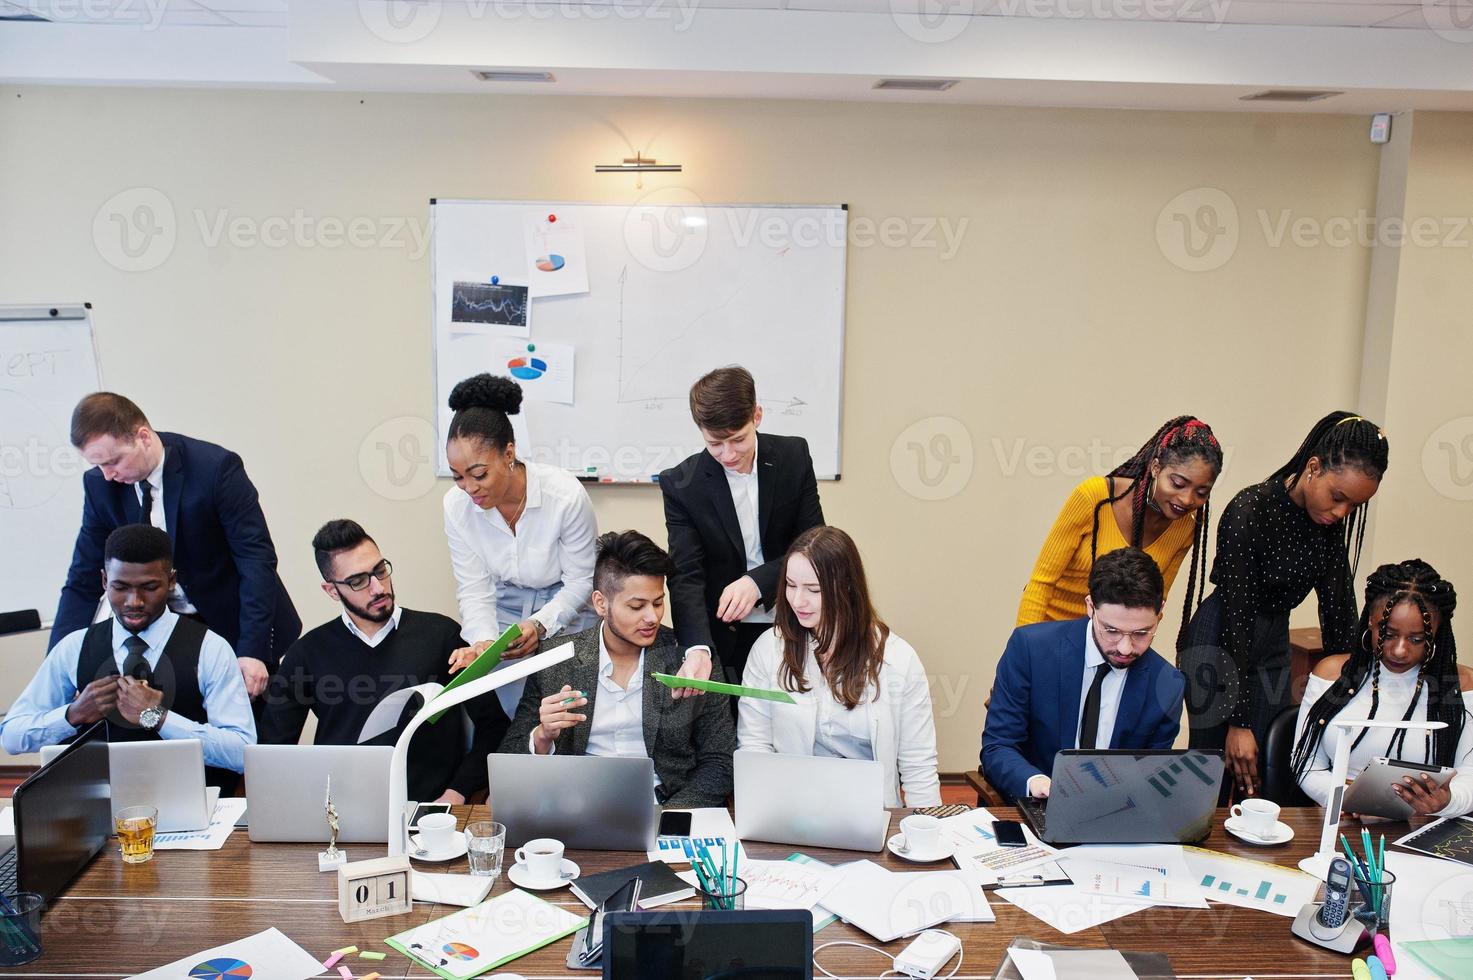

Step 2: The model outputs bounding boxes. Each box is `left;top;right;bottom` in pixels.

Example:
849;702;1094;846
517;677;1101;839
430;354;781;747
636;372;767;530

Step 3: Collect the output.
139;480;154;526
122;635;151;683
1079;663;1110;750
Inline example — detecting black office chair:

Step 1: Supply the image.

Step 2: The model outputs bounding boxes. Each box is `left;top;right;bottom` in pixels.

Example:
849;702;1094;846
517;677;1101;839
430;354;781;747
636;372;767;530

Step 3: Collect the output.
1259;704;1313;807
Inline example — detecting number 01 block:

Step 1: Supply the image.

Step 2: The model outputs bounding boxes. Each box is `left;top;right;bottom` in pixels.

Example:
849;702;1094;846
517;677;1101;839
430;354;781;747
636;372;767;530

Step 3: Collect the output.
337;854;412;923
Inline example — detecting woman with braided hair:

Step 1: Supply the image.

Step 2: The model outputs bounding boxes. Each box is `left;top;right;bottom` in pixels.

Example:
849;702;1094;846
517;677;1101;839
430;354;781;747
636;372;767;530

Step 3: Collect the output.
1182;411;1389;801
1291;560;1472;817
1017;416;1223;649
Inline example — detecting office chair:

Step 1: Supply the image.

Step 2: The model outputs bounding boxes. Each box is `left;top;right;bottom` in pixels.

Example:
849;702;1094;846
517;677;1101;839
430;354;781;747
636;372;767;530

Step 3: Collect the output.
1259;704;1313;807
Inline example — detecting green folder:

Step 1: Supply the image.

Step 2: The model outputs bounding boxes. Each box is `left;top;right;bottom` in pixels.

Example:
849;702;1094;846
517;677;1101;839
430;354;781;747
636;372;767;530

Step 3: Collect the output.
428;623;522;723
385;889;586;980
651;672;796;703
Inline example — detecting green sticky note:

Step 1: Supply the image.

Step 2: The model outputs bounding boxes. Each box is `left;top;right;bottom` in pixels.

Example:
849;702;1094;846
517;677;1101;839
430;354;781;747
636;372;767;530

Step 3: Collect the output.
429;623;522;723
651;673;795;703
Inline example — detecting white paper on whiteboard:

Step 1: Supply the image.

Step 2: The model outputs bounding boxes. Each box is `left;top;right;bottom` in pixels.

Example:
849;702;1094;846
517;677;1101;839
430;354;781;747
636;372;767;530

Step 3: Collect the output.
523;211;589;297
492;338;575;405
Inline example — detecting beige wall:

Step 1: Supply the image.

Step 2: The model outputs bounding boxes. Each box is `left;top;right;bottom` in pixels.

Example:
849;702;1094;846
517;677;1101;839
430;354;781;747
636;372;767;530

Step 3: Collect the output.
1;87;1419;772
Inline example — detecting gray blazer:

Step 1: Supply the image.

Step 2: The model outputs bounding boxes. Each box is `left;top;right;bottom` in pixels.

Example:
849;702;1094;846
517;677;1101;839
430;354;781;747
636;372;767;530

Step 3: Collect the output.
498;624;735;808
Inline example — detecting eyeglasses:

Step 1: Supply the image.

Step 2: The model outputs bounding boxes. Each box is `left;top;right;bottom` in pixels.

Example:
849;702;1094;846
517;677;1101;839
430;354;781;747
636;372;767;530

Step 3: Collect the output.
1098;623;1157;643
328;559;392;591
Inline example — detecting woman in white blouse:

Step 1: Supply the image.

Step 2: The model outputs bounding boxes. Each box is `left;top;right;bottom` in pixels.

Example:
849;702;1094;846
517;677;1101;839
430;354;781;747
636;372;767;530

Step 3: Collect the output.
738;525;941;807
442;374;599;715
1292;558;1473;817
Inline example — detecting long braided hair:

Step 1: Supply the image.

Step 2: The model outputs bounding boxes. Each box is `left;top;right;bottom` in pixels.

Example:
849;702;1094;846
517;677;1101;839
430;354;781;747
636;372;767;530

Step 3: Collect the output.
1272;410;1389;581
1291;559;1463;778
1089;416;1224;652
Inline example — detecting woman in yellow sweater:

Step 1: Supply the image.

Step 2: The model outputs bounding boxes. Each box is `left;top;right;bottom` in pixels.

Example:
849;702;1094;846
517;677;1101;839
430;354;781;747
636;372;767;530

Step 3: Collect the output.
1018;416;1223;650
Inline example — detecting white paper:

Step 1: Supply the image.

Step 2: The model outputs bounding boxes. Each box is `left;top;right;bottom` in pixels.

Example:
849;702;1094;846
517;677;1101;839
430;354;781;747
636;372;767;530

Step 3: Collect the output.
125;927;322;980
817;859;993;942
736;858;844;912
994;882;1149;935
648;807;748;865
359;684;439;744
941;807;1059;884
1009;948;1060;980
1054;844;1207;909
523;211;589;297
1181;846;1319;918
449;279;531;337
1385;850;1473;980
153;798;247;851
412;870;495;907
0;806;13;836
391;888;585;978
490;337;575;405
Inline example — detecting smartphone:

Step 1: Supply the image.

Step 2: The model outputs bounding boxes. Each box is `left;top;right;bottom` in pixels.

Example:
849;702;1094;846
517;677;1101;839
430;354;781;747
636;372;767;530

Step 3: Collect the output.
993;820;1028;848
658;811;693;837
410;803;452;828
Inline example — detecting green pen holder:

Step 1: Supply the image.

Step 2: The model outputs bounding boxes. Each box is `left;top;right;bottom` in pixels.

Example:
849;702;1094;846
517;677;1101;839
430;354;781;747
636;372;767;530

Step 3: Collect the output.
1351;867;1394;934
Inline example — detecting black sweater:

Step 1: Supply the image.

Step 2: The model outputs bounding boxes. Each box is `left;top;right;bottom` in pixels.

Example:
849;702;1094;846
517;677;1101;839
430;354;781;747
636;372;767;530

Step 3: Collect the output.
260;609;509;801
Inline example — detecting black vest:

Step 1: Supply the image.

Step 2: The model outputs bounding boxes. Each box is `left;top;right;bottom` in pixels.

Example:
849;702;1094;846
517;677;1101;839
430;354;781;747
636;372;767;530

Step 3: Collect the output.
75;617;236;790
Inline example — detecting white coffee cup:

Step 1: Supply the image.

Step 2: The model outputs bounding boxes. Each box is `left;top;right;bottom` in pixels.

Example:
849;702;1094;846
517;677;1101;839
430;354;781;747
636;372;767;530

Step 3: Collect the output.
515;837;569;883
899;813;942;853
1230;798;1281;836
418;812;458;852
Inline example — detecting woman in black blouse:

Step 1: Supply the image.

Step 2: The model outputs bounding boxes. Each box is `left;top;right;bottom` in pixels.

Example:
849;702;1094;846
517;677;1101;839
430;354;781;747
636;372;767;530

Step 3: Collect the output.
1181;411;1389;800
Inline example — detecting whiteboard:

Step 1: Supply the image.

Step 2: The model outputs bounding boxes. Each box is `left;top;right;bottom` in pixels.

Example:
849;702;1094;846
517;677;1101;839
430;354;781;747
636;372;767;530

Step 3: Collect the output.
430;200;847;482
0;305;102;622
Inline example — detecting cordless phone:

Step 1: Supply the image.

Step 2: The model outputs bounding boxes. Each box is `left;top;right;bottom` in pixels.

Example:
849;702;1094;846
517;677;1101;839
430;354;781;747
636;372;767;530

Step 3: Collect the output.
1318;857;1354;929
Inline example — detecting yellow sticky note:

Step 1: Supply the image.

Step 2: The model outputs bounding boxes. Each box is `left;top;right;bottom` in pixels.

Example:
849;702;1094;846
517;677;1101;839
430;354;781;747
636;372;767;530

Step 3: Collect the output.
359;951;386;961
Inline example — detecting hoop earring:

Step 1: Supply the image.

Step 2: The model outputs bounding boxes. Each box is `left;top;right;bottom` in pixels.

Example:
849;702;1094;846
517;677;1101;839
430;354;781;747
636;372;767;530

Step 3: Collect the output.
1361;629;1375;652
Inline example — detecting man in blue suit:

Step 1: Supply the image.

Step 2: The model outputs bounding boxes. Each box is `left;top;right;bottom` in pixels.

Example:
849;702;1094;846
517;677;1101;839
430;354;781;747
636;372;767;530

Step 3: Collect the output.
982;547;1186;802
51;393;300;702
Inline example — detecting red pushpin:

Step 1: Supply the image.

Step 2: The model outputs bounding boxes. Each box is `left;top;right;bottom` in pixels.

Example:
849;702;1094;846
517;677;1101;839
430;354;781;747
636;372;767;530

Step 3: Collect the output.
547;213;557;223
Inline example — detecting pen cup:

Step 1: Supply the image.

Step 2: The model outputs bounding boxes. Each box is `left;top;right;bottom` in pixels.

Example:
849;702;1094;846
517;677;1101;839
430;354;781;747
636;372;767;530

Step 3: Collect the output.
695;876;747;911
0;892;44;966
1351;866;1394;933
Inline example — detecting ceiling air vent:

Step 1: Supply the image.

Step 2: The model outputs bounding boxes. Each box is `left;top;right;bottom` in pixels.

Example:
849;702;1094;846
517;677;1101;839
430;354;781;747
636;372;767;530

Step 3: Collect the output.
1240;90;1343;103
473;71;556;83
873;78;957;92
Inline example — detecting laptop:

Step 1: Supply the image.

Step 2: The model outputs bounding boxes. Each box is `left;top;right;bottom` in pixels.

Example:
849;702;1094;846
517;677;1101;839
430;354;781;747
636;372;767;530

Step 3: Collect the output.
1017;749;1225;845
0;721;112;906
602;909;812;979
488;755;660;851
40;740;219;833
733;750;890;852
244;745;393;843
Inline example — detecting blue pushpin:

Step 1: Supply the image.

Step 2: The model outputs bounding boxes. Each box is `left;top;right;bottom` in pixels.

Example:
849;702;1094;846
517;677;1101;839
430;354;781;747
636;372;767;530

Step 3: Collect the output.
491;275;499;285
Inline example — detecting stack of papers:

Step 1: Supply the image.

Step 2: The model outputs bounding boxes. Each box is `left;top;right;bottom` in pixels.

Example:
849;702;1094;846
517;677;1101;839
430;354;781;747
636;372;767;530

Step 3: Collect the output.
1386;849;1473;980
941;809;1061;885
816;859;994;942
996;844;1205;935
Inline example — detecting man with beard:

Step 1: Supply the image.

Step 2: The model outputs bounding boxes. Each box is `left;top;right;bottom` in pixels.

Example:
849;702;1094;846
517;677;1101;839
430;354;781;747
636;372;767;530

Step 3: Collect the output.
500;530;734;808
2;524;255;784
261;520;508;804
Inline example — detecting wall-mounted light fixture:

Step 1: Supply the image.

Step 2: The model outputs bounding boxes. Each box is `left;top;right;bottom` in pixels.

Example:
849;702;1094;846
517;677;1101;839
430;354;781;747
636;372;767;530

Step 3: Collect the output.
595;154;682;173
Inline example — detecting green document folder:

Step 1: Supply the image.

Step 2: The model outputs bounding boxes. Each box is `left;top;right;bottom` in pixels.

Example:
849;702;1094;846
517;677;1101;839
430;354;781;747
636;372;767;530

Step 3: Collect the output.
1401;938;1473;979
651;672;796;703
428;623;522;723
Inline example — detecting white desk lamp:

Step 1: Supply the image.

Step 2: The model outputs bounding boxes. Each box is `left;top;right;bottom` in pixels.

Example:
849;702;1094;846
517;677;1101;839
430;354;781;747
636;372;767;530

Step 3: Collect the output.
1297;717;1447;879
374;647;574;857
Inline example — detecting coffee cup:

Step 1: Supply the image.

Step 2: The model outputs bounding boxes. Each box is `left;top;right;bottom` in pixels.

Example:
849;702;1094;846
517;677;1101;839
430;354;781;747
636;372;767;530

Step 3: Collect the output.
1230;798;1280;837
515;837;569;883
899;813;942;854
417;812;458;852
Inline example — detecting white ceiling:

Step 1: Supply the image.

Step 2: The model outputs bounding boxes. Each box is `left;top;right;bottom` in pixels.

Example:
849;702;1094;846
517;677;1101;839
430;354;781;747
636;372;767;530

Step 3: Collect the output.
3;0;1473;111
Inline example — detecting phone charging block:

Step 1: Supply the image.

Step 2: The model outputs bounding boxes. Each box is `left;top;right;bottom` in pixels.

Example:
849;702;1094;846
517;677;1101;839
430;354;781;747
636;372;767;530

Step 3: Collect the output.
895;931;961;978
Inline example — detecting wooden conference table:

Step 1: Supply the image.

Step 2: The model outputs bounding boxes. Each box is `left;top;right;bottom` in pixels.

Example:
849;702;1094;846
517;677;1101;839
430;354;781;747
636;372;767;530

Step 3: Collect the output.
11;805;1401;979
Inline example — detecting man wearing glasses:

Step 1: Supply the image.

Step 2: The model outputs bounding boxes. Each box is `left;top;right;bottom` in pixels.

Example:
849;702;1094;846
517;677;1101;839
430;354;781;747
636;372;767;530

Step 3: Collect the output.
260;520;508;804
981;547;1187;802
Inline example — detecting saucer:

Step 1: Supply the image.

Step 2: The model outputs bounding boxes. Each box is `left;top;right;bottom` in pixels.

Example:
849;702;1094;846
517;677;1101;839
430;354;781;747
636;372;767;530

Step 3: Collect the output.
508;858;580;891
887;832;956;864
1225;816;1294;846
409;833;470;862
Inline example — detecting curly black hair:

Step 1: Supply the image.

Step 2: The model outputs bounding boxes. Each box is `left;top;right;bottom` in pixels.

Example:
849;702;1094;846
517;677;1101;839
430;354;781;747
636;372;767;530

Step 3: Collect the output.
446;374;523;451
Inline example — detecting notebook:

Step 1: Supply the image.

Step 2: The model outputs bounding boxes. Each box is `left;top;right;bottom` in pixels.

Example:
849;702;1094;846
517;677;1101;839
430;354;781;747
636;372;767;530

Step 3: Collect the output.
386;888;585;979
569;860;695;910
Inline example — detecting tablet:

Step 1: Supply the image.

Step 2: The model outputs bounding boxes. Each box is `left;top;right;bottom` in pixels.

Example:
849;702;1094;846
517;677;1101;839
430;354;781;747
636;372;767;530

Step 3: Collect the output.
1342;757;1454;820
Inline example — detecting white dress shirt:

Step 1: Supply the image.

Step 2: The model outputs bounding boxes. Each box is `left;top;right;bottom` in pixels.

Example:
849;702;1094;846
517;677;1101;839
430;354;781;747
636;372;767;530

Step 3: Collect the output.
443;460;598;642
341;605;403;649
0;610;257;772
739;628;941;807
1295;667;1473;818
1076;621;1129;748
722;442;774;625
136;449;197;614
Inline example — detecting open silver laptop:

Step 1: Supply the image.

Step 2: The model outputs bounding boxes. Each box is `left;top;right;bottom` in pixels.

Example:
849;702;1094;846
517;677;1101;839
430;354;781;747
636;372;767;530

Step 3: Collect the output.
244;745;393;843
40;740;219;833
734;750;890;852
488;754;660;850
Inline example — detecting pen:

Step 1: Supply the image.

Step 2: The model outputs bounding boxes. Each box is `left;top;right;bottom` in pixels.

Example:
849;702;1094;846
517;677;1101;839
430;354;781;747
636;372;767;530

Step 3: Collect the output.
560;691;585;705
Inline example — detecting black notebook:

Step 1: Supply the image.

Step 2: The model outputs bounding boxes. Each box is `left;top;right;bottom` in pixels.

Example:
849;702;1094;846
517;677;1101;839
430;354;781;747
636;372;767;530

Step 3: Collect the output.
569;860;695;910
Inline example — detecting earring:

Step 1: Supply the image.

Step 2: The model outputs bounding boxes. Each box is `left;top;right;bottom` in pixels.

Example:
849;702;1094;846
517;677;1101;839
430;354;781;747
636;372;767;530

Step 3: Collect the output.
1361;629;1375;652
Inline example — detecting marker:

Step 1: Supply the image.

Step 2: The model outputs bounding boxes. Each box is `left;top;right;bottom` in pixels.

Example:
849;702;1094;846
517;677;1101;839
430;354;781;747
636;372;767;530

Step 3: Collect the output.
1351;959;1371;980
1373;934;1396;974
560;691;585;705
1367;955;1389;980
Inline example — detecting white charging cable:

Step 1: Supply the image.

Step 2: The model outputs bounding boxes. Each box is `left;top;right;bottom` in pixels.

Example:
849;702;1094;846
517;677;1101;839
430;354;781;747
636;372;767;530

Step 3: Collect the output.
813;931;964;980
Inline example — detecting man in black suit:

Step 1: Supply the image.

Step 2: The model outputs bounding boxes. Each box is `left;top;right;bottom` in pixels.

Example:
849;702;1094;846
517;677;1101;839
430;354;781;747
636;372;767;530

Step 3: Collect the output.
51;393;300;702
659;366;824;686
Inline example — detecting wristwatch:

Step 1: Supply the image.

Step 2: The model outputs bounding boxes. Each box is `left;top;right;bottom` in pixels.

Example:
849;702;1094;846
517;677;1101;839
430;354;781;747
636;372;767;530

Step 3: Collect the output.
138;705;165;731
533;620;548;640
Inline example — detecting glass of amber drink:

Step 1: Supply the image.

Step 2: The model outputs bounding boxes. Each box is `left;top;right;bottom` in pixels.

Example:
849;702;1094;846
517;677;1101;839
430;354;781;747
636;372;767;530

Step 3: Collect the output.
116;806;158;864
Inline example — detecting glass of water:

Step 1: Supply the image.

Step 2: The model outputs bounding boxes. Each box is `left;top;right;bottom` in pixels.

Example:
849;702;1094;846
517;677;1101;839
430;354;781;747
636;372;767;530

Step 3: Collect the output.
465;821;506;878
